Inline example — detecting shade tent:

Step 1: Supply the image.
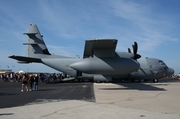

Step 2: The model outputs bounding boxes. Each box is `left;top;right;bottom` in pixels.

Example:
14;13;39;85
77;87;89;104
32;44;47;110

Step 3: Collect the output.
0;72;5;74
18;70;25;74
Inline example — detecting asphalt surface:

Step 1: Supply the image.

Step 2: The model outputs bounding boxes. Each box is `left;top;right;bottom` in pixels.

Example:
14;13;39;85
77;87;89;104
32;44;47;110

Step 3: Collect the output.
0;77;179;108
0;78;180;119
0;82;95;108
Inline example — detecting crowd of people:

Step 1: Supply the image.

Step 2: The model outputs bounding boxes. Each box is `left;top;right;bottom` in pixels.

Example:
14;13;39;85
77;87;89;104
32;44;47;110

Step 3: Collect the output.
0;72;63;92
0;72;63;83
20;73;38;92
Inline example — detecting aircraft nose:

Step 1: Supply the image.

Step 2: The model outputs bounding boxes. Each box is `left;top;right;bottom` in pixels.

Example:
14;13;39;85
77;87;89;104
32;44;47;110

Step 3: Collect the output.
167;68;174;76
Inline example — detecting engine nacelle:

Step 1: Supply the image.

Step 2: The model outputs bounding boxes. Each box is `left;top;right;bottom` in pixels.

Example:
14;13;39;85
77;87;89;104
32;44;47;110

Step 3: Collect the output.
70;57;140;75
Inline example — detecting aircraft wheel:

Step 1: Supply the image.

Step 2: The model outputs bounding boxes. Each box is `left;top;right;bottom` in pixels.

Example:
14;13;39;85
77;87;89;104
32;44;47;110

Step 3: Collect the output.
153;78;159;83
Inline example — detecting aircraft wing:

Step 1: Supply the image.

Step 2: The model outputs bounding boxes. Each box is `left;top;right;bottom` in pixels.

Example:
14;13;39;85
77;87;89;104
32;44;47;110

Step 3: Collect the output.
83;39;118;58
9;55;41;63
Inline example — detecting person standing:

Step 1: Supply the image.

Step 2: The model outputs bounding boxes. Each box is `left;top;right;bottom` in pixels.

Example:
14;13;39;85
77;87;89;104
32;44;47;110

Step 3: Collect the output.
0;74;3;82
21;74;28;92
28;75;34;91
34;74;39;90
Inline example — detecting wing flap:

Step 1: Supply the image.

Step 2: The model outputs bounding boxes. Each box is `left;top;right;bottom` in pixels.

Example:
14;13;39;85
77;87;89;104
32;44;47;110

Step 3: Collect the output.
83;39;118;58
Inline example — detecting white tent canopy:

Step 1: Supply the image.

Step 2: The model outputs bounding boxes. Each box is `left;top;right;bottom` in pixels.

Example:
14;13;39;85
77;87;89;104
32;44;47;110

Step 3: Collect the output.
18;70;25;74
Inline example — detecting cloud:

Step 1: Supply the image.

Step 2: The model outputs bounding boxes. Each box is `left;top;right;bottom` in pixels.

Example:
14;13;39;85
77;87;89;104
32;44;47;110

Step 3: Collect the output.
36;1;82;39
100;0;179;54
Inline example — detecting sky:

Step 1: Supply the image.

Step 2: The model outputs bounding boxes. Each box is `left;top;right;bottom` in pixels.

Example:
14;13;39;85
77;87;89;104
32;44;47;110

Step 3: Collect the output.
0;0;180;73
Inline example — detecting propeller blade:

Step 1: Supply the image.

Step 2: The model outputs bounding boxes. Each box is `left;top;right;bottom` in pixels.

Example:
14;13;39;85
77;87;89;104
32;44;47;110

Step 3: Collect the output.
132;42;141;60
133;42;138;55
128;48;131;53
129;41;141;60
132;45;135;54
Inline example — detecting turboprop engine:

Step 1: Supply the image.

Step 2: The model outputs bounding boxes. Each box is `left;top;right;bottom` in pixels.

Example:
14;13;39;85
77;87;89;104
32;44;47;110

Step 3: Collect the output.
70;57;140;75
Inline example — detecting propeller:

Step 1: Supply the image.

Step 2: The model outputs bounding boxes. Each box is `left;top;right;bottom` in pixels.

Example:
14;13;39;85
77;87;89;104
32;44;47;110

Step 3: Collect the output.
128;42;141;60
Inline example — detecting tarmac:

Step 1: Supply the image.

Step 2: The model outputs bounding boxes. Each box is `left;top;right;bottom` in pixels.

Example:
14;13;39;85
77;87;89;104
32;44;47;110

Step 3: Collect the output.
0;78;180;119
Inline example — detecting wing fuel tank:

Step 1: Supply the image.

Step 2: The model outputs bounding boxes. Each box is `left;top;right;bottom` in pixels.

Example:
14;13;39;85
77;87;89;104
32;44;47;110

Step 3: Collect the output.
70;57;140;75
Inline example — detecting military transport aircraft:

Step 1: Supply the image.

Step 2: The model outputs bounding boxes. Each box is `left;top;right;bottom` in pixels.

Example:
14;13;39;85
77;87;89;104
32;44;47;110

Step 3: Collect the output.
9;24;174;83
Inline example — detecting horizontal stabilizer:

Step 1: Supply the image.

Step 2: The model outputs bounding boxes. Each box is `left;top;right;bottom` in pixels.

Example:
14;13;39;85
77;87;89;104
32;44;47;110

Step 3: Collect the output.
9;55;41;63
23;42;38;45
17;61;30;64
23;32;38;38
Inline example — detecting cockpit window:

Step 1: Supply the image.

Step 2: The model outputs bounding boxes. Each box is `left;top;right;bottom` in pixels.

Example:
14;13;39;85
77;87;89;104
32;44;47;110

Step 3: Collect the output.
159;60;166;65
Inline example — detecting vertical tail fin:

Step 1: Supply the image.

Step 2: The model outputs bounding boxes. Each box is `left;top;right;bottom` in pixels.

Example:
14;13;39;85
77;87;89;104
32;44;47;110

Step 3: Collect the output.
23;24;51;58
